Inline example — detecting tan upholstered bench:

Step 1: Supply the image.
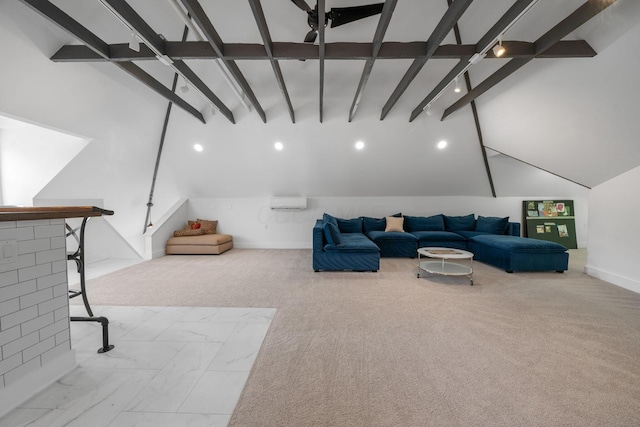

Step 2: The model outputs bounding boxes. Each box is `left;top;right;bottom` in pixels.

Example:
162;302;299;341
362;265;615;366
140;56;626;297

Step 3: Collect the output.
166;233;233;255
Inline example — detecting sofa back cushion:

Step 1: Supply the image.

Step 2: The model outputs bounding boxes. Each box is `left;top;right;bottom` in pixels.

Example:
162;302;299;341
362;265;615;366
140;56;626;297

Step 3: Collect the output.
404;214;444;232
475;216;509;235
362;216;386;233
323;222;342;246
337;217;363;233
444;214;476;231
323;213;338;227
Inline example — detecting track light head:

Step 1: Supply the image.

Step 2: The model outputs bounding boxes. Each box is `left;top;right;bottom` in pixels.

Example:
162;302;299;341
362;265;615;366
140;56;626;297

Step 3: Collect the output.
425;104;433;116
493;35;505;57
180;80;189;94
128;32;140;52
454;77;461;93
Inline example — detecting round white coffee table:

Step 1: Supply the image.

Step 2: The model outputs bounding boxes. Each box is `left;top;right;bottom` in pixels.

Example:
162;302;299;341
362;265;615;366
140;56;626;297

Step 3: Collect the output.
417;247;474;285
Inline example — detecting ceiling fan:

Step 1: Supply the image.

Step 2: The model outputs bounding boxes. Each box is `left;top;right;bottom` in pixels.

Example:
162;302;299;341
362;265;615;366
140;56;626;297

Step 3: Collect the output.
291;0;384;43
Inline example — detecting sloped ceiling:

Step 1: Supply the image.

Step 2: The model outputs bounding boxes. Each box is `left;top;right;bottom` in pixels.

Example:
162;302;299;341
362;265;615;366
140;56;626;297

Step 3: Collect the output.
1;0;639;206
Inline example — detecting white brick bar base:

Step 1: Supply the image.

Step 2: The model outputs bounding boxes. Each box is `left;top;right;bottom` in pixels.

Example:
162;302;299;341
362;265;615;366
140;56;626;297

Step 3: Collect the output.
0;219;76;417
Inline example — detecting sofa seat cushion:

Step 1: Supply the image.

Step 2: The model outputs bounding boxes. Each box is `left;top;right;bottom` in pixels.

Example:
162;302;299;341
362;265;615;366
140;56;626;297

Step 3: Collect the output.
167;233;232;246
367;231;417;242
324;233;380;252
471;235;567;253
412;231;466;242
455;230;492;239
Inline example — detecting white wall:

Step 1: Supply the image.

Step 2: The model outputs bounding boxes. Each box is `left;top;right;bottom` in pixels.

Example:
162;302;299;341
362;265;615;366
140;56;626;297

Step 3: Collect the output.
586;165;640;293
0;115;88;207
188;195;589;249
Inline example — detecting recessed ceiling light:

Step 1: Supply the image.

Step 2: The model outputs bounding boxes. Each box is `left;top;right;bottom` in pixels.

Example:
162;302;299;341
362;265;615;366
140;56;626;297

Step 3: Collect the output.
355;141;365;150
437;140;447;149
194;143;203;152
274;142;284;151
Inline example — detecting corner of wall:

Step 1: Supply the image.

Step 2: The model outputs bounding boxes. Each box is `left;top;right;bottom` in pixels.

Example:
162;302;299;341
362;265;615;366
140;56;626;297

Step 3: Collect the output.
144;198;188;259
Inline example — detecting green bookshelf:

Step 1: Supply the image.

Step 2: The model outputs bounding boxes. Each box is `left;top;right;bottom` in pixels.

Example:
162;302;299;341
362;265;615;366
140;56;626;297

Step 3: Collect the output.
522;200;577;249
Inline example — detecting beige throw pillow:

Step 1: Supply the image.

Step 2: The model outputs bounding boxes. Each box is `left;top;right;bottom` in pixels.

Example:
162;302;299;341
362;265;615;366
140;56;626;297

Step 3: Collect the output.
385;216;404;232
174;228;205;237
197;218;218;234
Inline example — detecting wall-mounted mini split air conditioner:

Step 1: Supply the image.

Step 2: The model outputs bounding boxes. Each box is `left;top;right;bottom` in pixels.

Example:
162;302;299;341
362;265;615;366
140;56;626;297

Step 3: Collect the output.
269;197;307;211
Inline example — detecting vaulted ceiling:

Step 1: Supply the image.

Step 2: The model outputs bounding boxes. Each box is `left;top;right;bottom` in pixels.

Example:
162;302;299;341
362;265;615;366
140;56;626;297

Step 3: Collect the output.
19;0;615;127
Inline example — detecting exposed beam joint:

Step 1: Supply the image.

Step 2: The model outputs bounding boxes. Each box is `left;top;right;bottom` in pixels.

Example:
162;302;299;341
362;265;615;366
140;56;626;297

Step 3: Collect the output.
179;0;266;123
410;0;537;122
19;0;205;123
442;0;617;120
349;0;398;122
101;0;234;123
380;0;474;120
248;0;295;123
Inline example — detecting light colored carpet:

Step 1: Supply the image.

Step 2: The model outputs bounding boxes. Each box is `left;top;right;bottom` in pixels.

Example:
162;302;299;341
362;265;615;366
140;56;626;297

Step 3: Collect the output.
77;249;640;427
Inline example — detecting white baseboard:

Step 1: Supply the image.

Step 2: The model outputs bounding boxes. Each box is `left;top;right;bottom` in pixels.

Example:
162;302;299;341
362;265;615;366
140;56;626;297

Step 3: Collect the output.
152;248;166;259
0;350;76;419
584;265;640;294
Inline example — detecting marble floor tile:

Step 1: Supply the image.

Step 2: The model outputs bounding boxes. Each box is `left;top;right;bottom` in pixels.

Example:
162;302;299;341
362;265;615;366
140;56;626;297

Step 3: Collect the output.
178;370;251;415
0;305;274;427
81;340;186;369
210;307;277;323
108;412;230;427
124;342;224;413
207;323;271;372
179;307;222;322
0;408;66;427
155;321;238;343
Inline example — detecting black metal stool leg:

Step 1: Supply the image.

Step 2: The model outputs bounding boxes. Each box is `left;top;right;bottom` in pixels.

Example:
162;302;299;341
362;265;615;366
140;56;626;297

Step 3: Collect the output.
67;217;112;353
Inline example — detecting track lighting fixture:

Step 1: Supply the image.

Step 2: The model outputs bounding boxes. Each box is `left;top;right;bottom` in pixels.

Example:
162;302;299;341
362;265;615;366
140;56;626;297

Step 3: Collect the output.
493;35;506;57
425;104;433;116
128;32;140;52
454;77;461;93
180;79;189;94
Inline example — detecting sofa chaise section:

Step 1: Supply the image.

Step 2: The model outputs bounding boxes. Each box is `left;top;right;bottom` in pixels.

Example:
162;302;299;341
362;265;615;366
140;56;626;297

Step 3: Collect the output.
468;234;568;273
313;219;380;272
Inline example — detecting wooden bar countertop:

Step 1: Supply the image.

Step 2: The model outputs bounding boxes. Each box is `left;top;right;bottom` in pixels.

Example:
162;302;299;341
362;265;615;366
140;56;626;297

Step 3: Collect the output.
0;206;114;222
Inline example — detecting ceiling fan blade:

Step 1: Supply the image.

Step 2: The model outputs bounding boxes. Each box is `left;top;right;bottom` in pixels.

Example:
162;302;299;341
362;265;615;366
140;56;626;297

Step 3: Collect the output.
291;0;312;12
329;3;384;28
304;29;318;43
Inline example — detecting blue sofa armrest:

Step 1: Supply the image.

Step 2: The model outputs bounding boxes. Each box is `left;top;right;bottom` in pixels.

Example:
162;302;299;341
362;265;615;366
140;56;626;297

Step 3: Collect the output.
507;222;521;237
313;219;326;251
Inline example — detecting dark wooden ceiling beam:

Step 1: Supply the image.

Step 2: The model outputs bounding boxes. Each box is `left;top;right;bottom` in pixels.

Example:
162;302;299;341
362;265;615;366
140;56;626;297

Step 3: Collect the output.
348;0;398;122
248;0;295;123
51;40;596;62
101;0;234;123
318;0;325;123
442;0;617;120
450;1;496;198
179;0;266;123
380;0;474;121
19;0;205;123
409;0;537;122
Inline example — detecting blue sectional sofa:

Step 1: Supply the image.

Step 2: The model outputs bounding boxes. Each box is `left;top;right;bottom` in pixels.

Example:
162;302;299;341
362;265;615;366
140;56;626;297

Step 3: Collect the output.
312;213;569;273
